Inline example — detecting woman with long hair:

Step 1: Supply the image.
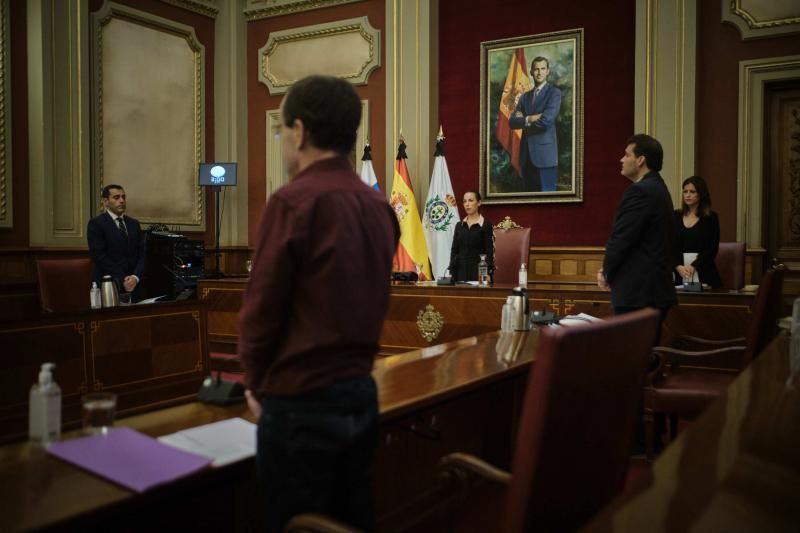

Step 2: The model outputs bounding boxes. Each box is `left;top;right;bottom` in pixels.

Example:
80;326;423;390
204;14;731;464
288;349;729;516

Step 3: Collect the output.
673;176;721;288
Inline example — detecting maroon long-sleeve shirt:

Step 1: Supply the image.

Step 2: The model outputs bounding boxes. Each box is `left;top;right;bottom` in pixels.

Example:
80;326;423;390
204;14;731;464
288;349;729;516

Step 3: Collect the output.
238;157;400;396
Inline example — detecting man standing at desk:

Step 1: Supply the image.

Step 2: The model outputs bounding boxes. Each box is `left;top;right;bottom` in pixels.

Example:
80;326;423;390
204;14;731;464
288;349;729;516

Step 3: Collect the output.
87;184;144;295
598;134;676;326
239;75;399;532
509;56;562;192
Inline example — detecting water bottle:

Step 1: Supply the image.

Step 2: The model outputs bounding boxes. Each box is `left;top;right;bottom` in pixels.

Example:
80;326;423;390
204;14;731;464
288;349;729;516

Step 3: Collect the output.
518;263;528;286
90;282;102;309
478;254;489;286
501;296;514;332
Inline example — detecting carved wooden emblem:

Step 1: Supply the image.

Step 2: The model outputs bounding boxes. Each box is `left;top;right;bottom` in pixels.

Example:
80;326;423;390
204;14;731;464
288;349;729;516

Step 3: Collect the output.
495;216;521;230
416;304;444;342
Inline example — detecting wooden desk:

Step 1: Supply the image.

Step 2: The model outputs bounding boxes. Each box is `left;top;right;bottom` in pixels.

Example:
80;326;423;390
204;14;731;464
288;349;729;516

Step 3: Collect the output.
198;278;756;355
0;300;209;445
0;330;537;531
583;334;800;533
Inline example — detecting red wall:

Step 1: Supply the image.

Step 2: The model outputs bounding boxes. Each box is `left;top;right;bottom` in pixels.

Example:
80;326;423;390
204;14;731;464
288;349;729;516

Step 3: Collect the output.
246;1;386;246
439;0;637;245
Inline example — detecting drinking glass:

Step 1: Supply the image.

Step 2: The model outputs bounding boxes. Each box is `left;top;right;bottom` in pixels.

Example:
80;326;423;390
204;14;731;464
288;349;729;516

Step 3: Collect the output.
81;393;117;435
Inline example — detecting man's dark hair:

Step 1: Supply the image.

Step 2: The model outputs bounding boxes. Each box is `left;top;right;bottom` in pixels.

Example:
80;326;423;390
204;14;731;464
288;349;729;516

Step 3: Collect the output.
282;75;362;155
102;184;124;198
531;56;550;69
626;134;663;172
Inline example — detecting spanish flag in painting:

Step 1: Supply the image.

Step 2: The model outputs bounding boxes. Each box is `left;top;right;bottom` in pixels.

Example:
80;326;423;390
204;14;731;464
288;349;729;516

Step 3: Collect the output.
496;48;532;177
390;139;432;281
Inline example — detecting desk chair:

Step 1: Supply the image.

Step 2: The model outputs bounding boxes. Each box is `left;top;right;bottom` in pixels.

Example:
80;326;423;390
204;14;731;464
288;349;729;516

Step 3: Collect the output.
36;258;94;313
287;309;660;532
643;264;787;459
493;217;531;285
715;241;746;290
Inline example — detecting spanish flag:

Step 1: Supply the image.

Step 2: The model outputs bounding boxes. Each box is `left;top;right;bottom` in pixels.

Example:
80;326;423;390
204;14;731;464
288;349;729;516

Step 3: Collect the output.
496;48;532;177
390;139;432;281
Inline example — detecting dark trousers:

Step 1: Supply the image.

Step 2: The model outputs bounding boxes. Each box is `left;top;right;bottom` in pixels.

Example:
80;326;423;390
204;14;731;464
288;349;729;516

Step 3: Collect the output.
614;305;670;454
256;376;378;533
613;305;670;346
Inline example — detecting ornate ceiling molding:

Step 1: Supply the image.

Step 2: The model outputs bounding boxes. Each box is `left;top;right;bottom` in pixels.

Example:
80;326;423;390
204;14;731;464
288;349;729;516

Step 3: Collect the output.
258;16;380;95
160;0;218;19
245;0;365;21
722;0;800;40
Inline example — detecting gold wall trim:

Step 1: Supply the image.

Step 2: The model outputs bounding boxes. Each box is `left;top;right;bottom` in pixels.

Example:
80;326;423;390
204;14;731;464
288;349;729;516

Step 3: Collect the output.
265;100;369;201
160;0;219;18
634;0;696;205
27;0;92;246
245;0;365;21
384;0;438;208
737;55;800;246
257;16;380;95
91;1;205;228
722;0;800;40
0;0;10;228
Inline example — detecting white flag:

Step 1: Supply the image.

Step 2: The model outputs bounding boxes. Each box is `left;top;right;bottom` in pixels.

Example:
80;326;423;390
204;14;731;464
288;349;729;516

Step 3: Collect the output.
423;133;458;279
359;144;380;191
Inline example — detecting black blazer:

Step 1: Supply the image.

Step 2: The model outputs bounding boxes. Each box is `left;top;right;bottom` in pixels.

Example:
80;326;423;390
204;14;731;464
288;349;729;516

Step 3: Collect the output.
672;210;721;288
448;217;494;282
603;171;677;309
87;212;145;286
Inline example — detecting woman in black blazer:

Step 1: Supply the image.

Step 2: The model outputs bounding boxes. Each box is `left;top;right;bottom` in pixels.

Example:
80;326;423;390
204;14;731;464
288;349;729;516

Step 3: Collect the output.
448;190;494;282
673;176;721;288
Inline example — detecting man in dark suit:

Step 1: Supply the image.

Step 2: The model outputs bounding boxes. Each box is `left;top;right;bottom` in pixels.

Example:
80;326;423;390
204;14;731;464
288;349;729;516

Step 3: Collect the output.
598;134;677;326
508;56;562;192
87;184;144;296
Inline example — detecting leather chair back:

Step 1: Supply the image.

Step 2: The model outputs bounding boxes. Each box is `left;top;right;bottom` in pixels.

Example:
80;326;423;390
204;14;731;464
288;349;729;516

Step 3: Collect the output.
493;227;531;285
715;242;746;290
505;308;660;533
36;258;94;313
743;264;787;365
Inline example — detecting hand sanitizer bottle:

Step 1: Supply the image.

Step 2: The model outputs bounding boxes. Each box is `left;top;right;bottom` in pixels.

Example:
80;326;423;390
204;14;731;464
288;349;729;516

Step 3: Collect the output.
518;263;528;286
90;282;102;309
29;362;61;447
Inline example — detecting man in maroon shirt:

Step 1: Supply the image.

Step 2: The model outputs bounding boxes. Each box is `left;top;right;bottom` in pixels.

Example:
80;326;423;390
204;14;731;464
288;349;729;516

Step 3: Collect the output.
239;75;399;532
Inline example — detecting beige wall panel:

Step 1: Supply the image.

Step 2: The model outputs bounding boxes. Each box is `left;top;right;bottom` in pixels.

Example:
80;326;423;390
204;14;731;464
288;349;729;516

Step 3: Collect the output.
258;17;380;95
93;4;204;227
722;0;800;40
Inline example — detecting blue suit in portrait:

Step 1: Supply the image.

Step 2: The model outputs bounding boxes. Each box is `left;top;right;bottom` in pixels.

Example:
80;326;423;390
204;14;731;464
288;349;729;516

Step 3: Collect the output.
87;211;145;292
508;82;562;192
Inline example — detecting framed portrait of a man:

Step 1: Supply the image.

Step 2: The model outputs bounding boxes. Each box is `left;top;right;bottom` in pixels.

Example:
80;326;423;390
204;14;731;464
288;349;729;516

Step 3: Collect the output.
479;28;584;204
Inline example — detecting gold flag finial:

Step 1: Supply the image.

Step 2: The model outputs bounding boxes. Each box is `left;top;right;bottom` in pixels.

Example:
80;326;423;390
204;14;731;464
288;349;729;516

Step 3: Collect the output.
437;125;444;141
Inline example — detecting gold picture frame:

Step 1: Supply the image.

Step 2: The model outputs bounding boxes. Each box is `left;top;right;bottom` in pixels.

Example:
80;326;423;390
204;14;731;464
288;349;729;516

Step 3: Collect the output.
479;28;584;204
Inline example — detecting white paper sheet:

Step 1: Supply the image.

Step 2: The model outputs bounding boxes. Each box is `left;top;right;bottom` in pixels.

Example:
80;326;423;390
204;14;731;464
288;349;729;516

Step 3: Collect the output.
158;417;256;467
682;253;700;283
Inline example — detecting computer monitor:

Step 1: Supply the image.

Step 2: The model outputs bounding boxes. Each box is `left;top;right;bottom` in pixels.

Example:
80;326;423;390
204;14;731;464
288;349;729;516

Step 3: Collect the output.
198;162;237;186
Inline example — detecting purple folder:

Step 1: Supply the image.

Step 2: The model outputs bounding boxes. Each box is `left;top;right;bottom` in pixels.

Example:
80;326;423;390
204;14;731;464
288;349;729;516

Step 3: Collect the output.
47;427;211;492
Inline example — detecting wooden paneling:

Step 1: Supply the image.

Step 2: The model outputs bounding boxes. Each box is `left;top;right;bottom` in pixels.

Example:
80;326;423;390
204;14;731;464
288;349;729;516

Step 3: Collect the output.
0;300;209;444
198;278;757;355
0;329;537;532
